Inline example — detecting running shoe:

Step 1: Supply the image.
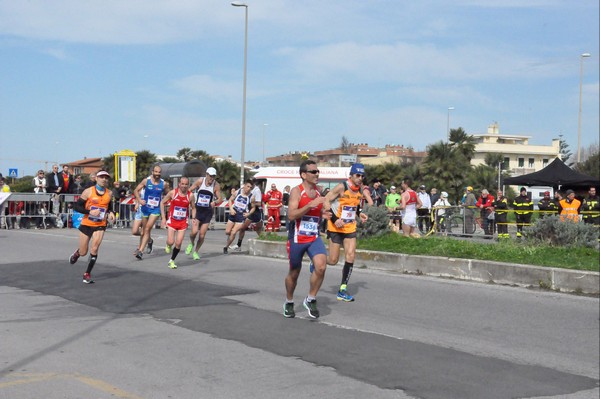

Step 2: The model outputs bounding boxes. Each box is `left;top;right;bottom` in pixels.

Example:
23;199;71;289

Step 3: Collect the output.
283;302;295;318
165;244;172;254
168;260;177;269
309;261;314;274
135;250;143;260
185;243;194;255
303;297;320;319
192;252;200;260
69;249;80;265
82;273;94;284
146;238;154;254
223;247;228;254
228;244;240;251
337;290;355;302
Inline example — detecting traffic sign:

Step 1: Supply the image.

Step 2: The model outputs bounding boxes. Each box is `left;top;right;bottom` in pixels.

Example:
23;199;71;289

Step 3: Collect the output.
8;168;18;178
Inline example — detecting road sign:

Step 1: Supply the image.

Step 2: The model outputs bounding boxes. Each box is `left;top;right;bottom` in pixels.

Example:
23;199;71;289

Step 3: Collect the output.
8;168;18;178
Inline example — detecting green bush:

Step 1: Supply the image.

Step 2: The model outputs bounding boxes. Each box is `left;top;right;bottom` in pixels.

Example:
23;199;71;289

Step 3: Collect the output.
524;215;598;249
357;206;390;238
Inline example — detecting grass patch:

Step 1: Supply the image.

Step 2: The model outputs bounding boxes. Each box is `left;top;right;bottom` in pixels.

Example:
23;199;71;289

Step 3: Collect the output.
260;232;599;272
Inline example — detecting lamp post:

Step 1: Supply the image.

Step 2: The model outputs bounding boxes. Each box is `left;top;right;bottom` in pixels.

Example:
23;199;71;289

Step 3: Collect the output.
232;1;248;187
577;53;591;163
262;123;268;166
447;106;454;141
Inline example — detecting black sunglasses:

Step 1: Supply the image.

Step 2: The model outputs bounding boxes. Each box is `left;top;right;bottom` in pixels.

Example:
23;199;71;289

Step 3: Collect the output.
304;170;320;174
353;173;364;178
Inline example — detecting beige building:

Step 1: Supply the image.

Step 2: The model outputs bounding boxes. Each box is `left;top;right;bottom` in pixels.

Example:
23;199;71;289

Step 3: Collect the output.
471;122;560;176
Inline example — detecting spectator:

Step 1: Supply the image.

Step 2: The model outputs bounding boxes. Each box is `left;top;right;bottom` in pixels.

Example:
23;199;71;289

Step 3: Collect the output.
493;190;509;239
72;175;85;195
581;187;599;226
361;178;374;207
83;172;97;189
33;170;47;193
59;165;74;194
430;187;440;207
370;179;387;207
464;186;477;234
46;164;61;195
513;187;533;238
558;189;581;223
476;188;495;237
433;191;451;233
552;191;563;215
537;191;556;219
385;185;401;231
417;184;432;233
0;177;10;229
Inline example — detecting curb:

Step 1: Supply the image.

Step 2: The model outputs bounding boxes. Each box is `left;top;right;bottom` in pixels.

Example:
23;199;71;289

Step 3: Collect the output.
248;239;600;295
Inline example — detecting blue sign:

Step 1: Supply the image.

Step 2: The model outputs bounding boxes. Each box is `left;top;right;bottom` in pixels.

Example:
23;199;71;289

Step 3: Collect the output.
8;168;18;178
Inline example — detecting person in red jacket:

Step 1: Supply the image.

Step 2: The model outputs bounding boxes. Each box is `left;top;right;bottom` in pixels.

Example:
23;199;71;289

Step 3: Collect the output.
265;183;283;232
476;189;495;237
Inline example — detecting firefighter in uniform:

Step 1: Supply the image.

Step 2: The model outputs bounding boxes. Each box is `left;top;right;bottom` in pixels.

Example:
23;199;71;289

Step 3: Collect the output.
581;187;599;226
265;183;283;232
512;187;533;238
537;191;557;219
493;189;509;239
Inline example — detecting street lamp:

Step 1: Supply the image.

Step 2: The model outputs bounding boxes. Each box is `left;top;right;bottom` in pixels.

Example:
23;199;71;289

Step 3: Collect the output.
447;106;455;141
577;52;591;163
262;123;268;166
232;1;248;187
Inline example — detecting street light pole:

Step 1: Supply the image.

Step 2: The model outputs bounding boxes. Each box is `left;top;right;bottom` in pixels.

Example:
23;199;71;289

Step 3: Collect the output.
232;1;248;187
262;123;268;166
577;53;591;163
447;106;454;141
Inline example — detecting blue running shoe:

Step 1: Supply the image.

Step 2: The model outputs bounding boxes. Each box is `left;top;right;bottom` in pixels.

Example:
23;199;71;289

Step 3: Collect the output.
337;290;355;302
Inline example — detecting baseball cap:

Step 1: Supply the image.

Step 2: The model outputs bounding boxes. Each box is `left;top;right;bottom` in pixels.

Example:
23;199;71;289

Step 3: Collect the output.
96;170;110;178
544;191;550;196
350;163;365;175
467;186;473;191
419;185;426;189
566;189;574;195
441;191;448;198
206;167;217;176
390;186;396;190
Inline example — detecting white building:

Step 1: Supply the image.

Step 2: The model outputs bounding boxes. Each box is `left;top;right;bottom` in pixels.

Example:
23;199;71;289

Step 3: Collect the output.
471;122;560;176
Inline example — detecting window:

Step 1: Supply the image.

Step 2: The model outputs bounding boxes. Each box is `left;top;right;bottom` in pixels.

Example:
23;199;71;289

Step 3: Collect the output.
518;158;524;168
542;159;549;167
528;158;535;168
502;157;510;170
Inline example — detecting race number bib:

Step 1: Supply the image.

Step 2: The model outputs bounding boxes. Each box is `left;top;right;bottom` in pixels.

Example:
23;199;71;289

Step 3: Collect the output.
298;215;319;237
234;197;248;213
341;205;357;223
197;193;211;207
172;206;187;220
88;206;107;222
147;196;160;208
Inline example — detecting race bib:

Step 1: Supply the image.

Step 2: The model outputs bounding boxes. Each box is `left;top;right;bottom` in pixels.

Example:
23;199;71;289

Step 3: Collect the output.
197;193;211;207
341;205;357;223
298;215;319;237
172;206;187;220
147;196;160;208
234;197;248;212
88;206;107;222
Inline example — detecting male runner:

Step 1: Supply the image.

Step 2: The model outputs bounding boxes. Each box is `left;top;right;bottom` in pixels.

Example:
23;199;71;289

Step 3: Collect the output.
323;163;368;302
69;170;116;283
235;178;264;251
399;176;422;238
284;160;330;319
185;167;223;260
224;180;255;254
161;177;195;269
133;164;164;259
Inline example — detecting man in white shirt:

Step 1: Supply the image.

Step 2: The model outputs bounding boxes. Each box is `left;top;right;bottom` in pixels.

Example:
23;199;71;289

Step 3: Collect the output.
417;184;432;233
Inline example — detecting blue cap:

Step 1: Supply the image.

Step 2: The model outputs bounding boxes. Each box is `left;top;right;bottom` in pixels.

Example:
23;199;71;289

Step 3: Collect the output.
350;163;365;175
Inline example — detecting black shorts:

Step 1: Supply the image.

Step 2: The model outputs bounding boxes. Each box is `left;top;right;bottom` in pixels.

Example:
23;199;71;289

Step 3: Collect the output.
248;208;263;223
79;224;107;238
195;206;214;225
327;231;357;245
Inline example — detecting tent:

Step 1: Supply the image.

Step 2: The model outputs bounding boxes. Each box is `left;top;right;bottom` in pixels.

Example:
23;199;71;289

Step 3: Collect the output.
503;158;599;188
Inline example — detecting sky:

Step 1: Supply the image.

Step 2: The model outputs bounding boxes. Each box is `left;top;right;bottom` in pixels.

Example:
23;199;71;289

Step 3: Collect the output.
0;0;598;178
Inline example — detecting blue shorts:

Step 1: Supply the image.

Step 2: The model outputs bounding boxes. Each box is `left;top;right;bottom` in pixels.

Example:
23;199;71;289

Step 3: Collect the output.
248;208;263;223
195;206;214;225
141;206;161;217
228;211;245;224
287;237;327;270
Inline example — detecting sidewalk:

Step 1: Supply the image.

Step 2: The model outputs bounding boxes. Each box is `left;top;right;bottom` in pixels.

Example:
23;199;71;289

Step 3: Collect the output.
248;239;600;295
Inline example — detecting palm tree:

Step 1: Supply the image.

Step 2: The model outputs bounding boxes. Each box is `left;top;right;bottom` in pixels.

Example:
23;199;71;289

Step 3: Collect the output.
177;147;194;162
215;160;242;191
449;127;477;161
469;164;498;193
135;150;158;183
420;141;469;202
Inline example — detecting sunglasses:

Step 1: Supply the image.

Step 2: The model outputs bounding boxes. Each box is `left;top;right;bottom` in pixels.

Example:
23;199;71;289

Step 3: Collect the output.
353;173;364;178
304;170;320;175
97;176;109;179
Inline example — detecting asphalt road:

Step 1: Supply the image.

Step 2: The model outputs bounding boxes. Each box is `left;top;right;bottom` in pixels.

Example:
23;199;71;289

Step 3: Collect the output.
0;226;598;399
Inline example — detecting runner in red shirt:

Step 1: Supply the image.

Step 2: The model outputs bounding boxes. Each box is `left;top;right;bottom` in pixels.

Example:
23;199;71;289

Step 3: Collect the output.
160;177;195;269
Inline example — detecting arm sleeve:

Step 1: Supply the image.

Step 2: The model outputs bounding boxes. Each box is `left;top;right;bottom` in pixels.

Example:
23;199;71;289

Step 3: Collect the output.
73;198;89;214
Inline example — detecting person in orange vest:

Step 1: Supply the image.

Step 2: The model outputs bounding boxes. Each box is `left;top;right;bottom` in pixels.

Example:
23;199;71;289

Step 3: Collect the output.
558;189;581;223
